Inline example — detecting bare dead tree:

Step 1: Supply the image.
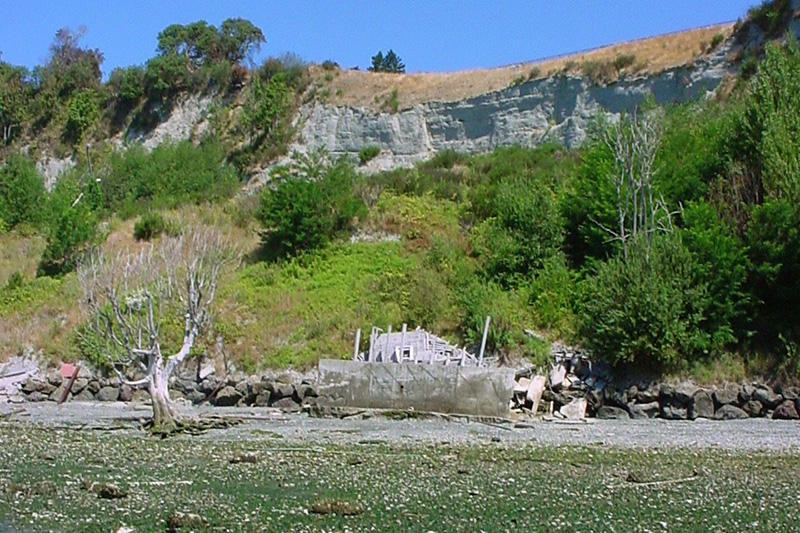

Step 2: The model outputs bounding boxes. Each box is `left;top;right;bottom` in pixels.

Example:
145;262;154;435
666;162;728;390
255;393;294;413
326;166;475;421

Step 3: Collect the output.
594;110;676;259
78;227;237;432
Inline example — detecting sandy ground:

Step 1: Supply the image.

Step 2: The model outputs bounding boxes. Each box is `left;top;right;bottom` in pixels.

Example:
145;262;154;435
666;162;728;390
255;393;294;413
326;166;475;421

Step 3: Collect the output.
4;401;799;451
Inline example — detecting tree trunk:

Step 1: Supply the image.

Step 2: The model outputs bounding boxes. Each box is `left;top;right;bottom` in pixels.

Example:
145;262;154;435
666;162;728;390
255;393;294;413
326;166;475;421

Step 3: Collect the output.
149;364;179;432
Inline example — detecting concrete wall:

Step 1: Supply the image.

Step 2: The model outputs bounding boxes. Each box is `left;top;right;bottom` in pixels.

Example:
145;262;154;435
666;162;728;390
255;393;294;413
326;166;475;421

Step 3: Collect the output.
316;359;515;417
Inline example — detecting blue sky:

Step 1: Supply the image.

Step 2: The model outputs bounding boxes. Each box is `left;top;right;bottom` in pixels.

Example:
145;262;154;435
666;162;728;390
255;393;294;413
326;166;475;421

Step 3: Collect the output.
1;1;760;76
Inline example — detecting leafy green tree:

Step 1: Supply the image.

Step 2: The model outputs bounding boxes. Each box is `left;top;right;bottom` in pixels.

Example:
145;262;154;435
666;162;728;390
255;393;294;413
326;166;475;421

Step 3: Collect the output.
218;18;265;64
108;65;145;108
369;49;406;73
258;157;365;258
0;154;46;229
0;62;32;144
40;26;104;98
64;88;100;142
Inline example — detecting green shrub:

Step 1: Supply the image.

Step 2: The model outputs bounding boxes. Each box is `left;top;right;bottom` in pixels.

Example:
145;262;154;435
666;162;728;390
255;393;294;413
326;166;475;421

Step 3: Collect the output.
133;212;167;240
358;145;380;165
258;159;366;258
579;234;714;369
241;72;291;140
63;88;100;142
612;53;636;71
710;33;725;50
471;178;563;287
580;60;617;84
321;60;339;71
382;88;399;112
0;154;47;230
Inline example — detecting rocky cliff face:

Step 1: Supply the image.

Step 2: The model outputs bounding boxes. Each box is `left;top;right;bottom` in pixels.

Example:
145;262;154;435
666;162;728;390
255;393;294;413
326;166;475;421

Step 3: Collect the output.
286;42;734;172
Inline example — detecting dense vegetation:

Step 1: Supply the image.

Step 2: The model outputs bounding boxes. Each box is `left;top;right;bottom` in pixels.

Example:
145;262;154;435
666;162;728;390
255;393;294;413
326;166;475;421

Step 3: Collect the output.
1;2;799;381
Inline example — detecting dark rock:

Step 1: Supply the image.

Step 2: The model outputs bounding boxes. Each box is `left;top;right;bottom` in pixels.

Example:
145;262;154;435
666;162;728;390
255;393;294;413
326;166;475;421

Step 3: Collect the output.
234;379;249;395
585;388;603;413
100;376;121;388
198;377;220;395
293;384;317;403
87;380;101;394
796;397;800;415
48;384;71;402
772;400;799;420
270;382;294;400
73;389;94;402
780;386;798;402
213;386;242;407
97;483;127;499
118;384;133;402
713;385;739;408
166;512;208;532
738;385;755;404
27;391;48;402
689;390;715;420
271;396;300;412
627;403;649;420
596;406;630;420
636;401;661;419
131;389;150;404
753;385;781;410
541;389;555;403
254;391;270;407
173;378;197;395
626;385;639;400
603;387;627;408
46;371;63;386
742;400;764;418
185;390;206;404
22;377;50;394
229;452;258;464
96;386;120;402
170;389;186;401
673;382;698;407
635;385;660;404
71;377;88;394
659;383;675;403
715;404;748;420
661;405;688;420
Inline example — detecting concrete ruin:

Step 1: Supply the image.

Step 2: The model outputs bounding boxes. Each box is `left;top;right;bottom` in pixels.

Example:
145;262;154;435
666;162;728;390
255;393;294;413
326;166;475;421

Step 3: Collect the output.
317;320;515;417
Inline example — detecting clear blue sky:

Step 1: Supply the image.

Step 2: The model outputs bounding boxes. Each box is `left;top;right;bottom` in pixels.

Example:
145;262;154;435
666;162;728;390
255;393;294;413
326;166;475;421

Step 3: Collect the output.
1;1;760;76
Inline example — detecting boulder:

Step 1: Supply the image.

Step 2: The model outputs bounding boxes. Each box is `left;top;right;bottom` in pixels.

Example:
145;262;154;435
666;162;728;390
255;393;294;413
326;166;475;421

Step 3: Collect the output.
689;390;715;420
632;401;660;419
713;384;740;408
753;385;782;410
27;391;48;402
173;378;197;395
185;390;206;404
131;389;151;404
71;377;89;395
738;385;755;404
87;380;101;394
780;386;798;402
73;389;95;402
596;406;629;420
254;391;270;407
715;404;748;420
214;386;242;407
270;382;294;401
673;382;698;407
271;396;301;412
526;375;546;414
661;405;688;420
46;371;63;387
742;400;764;418
559;398;587;420
603;387;628;408
635;385;660;404
118;384;133;402
96;386;120;402
48;384;71;402
772;400;799;420
659;383;675;404
550;364;567;391
22;377;51;394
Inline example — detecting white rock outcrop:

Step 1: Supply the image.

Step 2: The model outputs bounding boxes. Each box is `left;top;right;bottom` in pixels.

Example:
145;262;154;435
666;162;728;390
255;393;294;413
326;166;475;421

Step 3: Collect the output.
285;42;734;173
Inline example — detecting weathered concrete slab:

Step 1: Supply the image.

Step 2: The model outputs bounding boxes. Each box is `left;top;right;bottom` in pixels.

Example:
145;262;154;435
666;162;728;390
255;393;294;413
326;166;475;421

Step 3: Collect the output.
317;360;515;417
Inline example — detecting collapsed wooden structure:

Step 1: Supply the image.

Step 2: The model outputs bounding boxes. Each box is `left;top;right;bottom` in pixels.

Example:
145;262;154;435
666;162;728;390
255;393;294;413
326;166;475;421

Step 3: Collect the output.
353;318;491;368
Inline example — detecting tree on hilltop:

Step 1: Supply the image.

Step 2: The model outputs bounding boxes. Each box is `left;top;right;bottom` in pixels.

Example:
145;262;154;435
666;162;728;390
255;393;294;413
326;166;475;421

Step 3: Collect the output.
369;49;405;73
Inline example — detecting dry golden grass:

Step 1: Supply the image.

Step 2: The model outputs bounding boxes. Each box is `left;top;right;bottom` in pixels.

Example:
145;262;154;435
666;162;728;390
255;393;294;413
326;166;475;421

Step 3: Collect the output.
311;23;734;110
